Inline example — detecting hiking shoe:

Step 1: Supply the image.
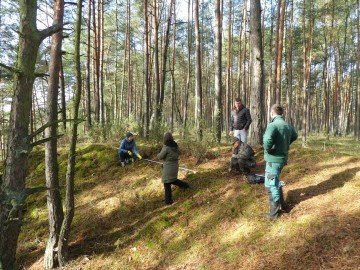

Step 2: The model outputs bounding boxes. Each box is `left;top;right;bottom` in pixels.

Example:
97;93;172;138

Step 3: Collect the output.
130;158;134;163
120;162;125;167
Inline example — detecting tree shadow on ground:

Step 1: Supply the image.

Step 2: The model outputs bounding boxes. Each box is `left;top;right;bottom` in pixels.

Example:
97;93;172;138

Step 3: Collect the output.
276;210;360;270
64;166;230;263
286;167;360;212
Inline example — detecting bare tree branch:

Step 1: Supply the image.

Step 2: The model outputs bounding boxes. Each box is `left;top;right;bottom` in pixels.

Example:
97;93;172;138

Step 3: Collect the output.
0;63;20;74
30;135;64;148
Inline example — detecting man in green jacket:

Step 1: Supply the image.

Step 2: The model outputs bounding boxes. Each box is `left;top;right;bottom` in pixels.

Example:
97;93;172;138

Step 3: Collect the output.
263;104;298;219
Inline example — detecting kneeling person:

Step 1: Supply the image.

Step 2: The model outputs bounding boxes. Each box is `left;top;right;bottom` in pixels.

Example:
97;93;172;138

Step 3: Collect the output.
118;132;142;167
229;137;256;174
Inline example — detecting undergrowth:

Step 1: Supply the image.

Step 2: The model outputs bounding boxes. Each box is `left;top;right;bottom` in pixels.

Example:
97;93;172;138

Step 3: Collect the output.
3;136;359;269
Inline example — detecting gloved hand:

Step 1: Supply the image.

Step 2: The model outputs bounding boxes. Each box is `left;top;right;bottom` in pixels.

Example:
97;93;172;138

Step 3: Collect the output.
128;151;133;156
137;154;142;160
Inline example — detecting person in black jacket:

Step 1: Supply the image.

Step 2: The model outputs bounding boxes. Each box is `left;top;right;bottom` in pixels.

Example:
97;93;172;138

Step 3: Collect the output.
229;97;252;144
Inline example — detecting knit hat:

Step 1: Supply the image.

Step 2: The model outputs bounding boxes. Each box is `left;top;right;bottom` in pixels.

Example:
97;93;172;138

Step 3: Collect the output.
126;132;133;138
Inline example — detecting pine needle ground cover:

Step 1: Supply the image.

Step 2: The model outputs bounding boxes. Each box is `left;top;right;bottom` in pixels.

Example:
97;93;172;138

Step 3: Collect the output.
15;137;360;269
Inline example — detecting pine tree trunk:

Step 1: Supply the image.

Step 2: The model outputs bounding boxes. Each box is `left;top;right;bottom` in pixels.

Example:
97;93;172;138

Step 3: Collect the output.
286;0;294;124
152;0;160;127
92;0;100;122
144;0;150;137
183;0;192;136
159;0;173;124
214;0;222;143
241;0;247;101
0;0;62;267
195;0;203;140
86;0;92;129
274;0;285;104
60;59;66;130
170;0;176;133
58;0;82;266
44;0;65;268
249;0;265;145
225;0;232;135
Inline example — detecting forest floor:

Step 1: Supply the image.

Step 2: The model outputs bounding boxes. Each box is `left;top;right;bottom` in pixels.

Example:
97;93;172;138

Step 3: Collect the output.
14;136;360;270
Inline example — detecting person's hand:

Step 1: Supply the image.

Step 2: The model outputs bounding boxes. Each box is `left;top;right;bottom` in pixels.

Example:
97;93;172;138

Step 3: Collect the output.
128;151;133;156
137;154;142;160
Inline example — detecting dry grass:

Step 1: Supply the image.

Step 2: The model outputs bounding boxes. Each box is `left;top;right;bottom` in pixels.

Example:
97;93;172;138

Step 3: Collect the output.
14;136;360;270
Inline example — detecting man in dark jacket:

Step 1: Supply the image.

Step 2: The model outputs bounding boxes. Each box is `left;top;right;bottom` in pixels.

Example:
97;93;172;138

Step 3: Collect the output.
229;97;252;144
263;104;298;219
118;132;142;167
229;137;256;174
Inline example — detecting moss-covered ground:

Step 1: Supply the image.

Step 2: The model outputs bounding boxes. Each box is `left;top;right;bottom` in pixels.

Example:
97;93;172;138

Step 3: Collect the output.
13;136;360;269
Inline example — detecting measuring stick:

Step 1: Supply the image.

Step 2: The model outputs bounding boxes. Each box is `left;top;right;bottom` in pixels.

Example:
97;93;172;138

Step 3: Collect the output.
143;159;197;174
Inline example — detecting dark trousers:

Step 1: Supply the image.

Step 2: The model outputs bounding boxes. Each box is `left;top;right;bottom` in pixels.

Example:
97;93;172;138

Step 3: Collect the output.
119;151;136;162
265;186;285;218
164;179;189;204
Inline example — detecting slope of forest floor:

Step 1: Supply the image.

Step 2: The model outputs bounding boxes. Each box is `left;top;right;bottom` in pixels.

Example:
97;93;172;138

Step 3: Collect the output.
13;136;360;269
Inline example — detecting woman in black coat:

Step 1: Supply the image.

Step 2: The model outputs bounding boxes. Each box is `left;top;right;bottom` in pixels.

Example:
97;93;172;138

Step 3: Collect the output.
157;132;189;204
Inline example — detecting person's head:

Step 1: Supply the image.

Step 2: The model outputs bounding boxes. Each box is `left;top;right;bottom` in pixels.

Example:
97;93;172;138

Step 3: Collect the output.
163;132;174;145
234;97;242;110
232;137;241;148
270;104;284;119
126;132;134;141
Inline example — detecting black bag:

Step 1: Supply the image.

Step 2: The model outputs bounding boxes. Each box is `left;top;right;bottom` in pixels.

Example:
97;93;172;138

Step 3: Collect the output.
246;174;265;184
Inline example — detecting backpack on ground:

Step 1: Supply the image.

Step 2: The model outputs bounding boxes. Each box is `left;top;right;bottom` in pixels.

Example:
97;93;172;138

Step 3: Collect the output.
246;174;265;184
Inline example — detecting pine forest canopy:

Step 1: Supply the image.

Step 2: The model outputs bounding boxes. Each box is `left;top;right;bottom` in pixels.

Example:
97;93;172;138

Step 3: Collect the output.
0;0;359;148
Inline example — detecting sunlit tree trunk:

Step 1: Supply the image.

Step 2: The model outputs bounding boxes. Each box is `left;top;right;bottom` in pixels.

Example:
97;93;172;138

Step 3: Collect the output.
0;0;62;267
225;0;232;134
194;0;203;140
86;0;92;129
152;0;160;127
266;0;274;125
214;0;222;143
249;0;265;145
44;0;65;267
183;0;192;136
273;0;285;104
241;0;247;102
144;0;150;137
286;0;294;124
236;0;246;98
170;0;176;133
58;0;82;265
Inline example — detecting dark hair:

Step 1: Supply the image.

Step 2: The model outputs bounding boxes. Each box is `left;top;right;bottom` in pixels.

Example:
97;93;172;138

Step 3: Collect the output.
271;104;284;115
235;97;242;103
163;132;174;145
126;132;133;138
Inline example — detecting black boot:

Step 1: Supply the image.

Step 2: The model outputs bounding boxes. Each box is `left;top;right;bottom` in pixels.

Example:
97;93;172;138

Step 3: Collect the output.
264;200;280;220
279;187;287;211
